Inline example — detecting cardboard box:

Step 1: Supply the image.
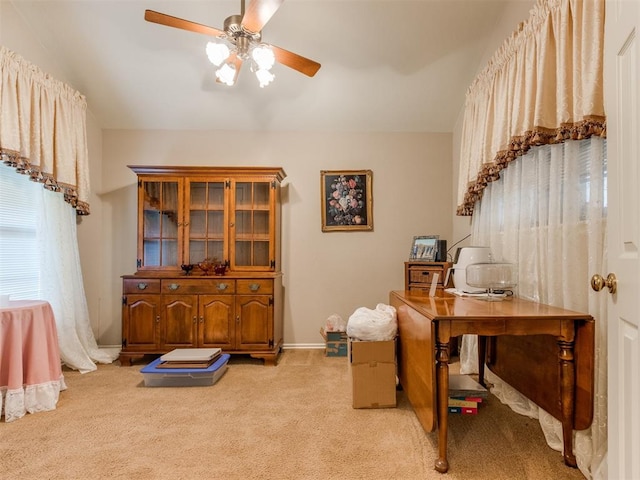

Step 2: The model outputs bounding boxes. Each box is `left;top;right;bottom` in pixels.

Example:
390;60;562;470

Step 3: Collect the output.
349;339;397;408
326;341;348;357
320;328;348;357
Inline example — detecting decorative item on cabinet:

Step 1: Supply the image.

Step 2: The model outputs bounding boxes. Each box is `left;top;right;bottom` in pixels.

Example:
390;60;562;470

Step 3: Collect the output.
197;257;227;276
120;166;285;367
409;235;439;261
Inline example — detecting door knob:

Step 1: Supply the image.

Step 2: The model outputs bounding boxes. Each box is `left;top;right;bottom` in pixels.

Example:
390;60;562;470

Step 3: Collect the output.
590;273;617;294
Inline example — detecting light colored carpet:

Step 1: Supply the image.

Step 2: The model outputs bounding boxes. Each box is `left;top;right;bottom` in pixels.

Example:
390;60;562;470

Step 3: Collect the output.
1;349;585;480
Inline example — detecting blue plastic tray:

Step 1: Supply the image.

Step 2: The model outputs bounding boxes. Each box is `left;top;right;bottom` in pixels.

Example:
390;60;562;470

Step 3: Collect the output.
140;353;230;387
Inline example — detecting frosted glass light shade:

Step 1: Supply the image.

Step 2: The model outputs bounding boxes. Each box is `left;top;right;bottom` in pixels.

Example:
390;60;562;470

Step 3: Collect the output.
215;63;236;86
206;41;230;66
255;68;275;88
251;45;275;70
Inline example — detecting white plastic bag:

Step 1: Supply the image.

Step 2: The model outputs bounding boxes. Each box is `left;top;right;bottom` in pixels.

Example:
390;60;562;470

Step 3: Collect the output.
325;313;346;332
346;303;397;341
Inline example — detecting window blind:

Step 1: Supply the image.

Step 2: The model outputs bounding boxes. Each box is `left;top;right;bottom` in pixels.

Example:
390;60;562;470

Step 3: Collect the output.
0;164;42;299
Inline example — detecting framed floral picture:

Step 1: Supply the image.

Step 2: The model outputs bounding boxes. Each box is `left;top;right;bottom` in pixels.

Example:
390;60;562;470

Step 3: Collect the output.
321;170;373;232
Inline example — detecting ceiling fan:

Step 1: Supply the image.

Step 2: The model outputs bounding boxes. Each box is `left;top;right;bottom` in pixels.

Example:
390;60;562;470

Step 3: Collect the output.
144;0;321;87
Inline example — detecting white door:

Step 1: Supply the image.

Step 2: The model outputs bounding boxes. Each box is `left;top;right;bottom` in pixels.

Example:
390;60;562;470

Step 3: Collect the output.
604;1;640;478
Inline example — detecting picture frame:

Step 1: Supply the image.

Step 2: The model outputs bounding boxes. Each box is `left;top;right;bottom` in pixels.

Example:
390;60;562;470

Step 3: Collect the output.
321;170;373;232
409;235;439;261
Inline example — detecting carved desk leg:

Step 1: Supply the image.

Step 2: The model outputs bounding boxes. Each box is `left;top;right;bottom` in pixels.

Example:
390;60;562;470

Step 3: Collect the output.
558;334;577;467
435;338;451;473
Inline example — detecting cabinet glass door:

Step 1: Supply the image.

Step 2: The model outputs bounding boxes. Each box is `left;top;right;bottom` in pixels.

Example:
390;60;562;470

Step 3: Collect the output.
187;180;226;265
233;181;272;268
140;180;180;268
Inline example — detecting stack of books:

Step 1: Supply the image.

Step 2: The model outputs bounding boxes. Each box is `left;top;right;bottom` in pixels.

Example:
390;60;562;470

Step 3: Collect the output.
155;348;222;369
448;374;488;415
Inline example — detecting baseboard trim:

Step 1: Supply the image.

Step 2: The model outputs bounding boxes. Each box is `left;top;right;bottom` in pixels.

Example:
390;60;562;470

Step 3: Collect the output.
283;343;324;350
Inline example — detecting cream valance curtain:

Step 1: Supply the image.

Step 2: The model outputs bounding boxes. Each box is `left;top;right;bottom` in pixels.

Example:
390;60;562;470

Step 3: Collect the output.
0;46;90;215
456;0;606;216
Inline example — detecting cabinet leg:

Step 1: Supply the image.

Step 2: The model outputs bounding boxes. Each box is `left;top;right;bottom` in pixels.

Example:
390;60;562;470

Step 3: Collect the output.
118;353;144;366
250;351;280;366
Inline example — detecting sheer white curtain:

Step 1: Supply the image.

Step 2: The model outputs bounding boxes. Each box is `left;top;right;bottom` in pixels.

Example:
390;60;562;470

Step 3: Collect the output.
0;166;116;372
460;137;607;479
36;187;117;373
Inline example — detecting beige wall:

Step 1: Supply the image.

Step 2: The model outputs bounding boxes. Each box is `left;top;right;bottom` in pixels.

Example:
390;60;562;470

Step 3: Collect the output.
100;131;453;346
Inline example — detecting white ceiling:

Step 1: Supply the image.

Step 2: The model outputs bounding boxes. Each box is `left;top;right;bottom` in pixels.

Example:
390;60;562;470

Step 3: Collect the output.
8;0;517;132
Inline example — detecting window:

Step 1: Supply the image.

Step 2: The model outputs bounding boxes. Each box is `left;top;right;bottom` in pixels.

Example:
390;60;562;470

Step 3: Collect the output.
0;164;42;299
481;139;607;233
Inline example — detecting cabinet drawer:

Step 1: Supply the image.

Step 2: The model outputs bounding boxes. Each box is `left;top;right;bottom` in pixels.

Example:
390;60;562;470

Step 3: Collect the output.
237;279;273;295
123;278;161;294
161;279;236;294
408;266;445;285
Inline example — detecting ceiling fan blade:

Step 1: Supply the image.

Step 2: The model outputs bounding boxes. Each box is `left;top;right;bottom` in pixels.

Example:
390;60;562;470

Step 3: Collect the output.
216;53;243;86
241;0;284;33
145;10;224;37
271;45;321;77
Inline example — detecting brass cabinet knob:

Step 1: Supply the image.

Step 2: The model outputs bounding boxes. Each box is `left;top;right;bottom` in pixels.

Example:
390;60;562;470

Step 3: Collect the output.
590;273;617;294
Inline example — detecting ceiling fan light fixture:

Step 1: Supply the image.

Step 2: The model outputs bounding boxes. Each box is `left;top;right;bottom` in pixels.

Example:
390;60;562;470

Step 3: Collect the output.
206;40;231;67
255;68;275;88
215;62;237;86
144;1;321;88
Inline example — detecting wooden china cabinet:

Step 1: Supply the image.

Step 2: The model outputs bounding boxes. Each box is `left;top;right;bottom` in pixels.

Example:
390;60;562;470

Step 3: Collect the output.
120;166;286;366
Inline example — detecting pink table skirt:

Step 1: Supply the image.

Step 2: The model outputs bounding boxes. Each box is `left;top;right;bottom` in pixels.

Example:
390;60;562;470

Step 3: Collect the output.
0;300;66;422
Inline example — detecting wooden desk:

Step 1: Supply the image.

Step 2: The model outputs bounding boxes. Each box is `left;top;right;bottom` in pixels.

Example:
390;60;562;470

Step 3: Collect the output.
389;290;595;474
0;300;66;422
